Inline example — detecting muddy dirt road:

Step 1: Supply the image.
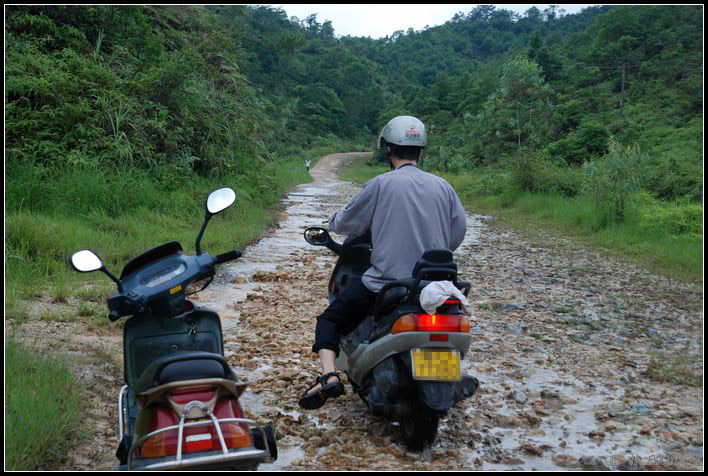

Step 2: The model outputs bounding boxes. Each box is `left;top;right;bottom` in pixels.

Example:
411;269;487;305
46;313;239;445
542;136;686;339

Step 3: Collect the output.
194;152;703;471
10;152;702;471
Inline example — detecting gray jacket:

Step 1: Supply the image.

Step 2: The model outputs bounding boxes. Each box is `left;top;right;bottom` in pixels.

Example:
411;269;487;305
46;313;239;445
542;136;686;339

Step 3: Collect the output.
330;164;467;292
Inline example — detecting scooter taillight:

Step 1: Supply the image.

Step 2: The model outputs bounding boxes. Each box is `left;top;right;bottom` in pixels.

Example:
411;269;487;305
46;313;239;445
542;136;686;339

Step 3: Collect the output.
392;314;470;334
138;397;252;459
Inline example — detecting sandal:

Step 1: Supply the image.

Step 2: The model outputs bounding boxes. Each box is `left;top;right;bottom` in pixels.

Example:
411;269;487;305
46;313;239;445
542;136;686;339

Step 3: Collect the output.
298;372;345;410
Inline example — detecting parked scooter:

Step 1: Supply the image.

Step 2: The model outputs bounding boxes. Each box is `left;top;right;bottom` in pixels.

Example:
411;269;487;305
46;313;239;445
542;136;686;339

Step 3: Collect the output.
303;227;479;451
70;187;277;470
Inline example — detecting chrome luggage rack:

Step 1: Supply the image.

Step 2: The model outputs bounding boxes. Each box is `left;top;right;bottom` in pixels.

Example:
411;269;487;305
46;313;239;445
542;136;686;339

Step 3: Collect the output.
119;386;274;471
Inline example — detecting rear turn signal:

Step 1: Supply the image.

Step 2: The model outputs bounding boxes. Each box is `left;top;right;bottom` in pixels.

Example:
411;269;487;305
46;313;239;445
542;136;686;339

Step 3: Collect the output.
392;314;470;334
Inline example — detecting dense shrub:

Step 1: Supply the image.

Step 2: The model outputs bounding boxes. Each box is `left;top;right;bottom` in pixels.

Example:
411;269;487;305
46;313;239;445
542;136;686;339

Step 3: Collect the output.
516;153;584;196
547;120;611;165
582;139;643;224
5;6;274;178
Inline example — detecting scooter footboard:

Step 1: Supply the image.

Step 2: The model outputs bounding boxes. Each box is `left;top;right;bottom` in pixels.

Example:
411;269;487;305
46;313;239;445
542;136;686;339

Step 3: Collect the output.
127;415;276;471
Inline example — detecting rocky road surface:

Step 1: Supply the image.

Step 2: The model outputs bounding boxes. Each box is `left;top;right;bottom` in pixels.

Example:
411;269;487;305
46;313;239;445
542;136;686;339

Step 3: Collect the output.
194;153;704;471
9;152;703;471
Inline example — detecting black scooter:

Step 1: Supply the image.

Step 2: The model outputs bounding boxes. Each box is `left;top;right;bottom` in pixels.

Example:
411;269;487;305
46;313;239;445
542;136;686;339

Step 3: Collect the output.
70;187;277;470
304;227;479;451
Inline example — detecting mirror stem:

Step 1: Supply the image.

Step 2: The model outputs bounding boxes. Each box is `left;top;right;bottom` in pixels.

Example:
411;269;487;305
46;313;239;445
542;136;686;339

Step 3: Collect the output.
102;268;124;293
195;214;211;255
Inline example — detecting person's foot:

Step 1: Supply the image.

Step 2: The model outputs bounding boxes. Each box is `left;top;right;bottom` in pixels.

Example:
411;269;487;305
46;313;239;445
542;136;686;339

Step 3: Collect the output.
298;372;344;409
304;374;340;396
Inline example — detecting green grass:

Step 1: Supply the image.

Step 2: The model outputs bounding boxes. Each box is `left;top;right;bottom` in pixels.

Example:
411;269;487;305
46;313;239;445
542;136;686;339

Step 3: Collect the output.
341;155;703;283
644;352;703;387
5;337;84;470
339;157;388;185
449;172;702;283
5;148;342;301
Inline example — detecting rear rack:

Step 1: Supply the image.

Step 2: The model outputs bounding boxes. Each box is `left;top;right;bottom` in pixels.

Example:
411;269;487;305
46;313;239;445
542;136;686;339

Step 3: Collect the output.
127;400;273;470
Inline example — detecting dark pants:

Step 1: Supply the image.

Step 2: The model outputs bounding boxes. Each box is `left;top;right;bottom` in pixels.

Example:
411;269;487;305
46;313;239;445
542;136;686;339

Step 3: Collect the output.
312;280;377;357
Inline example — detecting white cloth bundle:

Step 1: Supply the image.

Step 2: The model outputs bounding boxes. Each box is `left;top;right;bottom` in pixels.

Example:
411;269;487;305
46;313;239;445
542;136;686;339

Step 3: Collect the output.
419;280;471;315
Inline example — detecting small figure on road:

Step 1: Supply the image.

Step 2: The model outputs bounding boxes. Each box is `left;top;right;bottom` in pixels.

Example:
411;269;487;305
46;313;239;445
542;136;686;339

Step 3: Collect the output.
298;115;468;409
306;159;311;173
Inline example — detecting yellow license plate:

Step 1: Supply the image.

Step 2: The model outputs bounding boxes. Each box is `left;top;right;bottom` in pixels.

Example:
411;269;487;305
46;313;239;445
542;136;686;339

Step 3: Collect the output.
411;349;461;381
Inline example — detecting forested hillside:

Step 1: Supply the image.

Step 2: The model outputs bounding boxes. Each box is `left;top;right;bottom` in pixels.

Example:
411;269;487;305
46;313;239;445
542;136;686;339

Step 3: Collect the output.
218;5;702;201
5;5;362;326
6;5;702;193
4;4;703;287
211;4;703;278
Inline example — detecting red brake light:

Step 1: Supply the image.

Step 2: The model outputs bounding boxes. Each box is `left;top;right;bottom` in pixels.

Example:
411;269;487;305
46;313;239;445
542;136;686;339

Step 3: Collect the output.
416;314;461;332
430;334;449;341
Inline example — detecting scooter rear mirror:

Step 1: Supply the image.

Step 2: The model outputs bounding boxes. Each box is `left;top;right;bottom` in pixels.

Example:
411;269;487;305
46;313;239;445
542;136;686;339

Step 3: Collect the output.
197;187;237;255
70;249;124;291
206;187;236;216
70;249;104;273
304;227;330;246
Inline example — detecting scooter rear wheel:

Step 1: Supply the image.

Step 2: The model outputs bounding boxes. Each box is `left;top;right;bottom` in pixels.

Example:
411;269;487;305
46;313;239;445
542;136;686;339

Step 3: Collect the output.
400;403;440;451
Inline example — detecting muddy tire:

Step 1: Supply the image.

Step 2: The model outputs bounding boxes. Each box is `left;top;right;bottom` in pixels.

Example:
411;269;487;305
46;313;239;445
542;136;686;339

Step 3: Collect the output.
400;403;440;451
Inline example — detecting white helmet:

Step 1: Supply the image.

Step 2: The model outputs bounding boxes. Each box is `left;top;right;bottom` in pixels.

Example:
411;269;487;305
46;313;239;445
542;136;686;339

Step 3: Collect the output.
378;115;427;149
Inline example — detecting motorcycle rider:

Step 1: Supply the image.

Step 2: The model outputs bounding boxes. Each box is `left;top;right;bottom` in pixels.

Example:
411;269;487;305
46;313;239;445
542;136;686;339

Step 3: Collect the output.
299;115;468;410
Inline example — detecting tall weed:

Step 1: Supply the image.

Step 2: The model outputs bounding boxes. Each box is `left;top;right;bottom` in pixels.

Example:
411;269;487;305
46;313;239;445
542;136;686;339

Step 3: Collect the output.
582;139;643;226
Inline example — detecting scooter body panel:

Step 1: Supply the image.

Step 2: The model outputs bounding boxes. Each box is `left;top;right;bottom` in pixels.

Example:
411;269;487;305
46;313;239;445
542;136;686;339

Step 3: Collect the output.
123;307;223;390
344;331;472;385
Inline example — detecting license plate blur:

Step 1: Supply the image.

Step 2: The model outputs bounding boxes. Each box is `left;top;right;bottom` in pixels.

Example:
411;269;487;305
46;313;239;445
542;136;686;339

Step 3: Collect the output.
411;348;461;381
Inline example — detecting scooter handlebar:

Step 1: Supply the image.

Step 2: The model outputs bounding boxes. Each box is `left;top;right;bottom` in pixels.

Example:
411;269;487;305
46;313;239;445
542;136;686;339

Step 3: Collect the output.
214;249;242;265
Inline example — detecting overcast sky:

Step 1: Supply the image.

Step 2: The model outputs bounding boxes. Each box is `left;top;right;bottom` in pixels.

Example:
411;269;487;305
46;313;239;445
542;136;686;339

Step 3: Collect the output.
267;4;596;39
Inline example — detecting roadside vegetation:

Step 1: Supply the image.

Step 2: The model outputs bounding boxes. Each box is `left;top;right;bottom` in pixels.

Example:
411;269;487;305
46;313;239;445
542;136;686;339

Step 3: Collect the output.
335;5;702;284
5;338;84;470
342;152;702;283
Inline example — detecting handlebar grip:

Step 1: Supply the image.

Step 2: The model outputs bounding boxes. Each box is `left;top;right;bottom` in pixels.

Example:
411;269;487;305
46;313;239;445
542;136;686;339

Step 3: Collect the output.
109;310;121;322
214;249;242;265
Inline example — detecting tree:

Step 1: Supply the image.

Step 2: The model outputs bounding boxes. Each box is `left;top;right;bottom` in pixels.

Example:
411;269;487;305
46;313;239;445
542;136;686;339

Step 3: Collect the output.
478;55;553;153
527;31;561;81
582;138;643;223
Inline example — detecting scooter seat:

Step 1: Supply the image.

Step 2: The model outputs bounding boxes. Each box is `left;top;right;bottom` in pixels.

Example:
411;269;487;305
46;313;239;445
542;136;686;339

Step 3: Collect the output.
412;249;457;280
134;351;233;395
374;284;411;319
